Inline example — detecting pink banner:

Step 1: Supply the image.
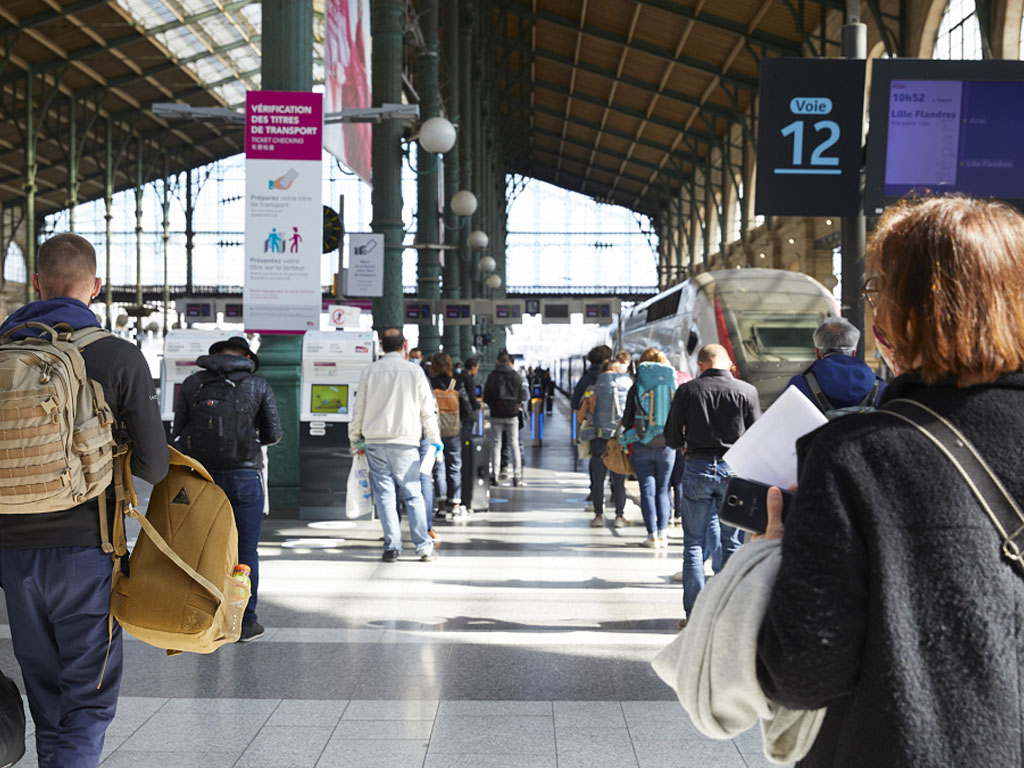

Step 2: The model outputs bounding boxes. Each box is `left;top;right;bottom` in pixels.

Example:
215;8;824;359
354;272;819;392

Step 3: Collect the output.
324;0;372;183
246;91;323;161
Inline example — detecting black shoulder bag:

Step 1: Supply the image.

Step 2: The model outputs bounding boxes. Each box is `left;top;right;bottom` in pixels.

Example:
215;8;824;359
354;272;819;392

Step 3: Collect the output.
883;399;1024;576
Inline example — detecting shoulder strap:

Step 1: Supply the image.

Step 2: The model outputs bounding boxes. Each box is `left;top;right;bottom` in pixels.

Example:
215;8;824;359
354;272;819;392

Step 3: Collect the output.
858;378;882;408
68;327;112;349
803;371;834;413
882;398;1024;575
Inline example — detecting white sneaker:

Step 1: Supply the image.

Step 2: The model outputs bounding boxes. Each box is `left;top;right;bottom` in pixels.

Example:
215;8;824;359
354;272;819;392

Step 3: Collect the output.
640;535;658;548
613;515;628;528
657;531;669;548
585;502;595;512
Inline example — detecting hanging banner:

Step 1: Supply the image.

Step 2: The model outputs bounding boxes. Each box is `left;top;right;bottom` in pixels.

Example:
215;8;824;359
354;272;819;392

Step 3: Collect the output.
347;233;384;297
244;90;323;333
324;0;372;184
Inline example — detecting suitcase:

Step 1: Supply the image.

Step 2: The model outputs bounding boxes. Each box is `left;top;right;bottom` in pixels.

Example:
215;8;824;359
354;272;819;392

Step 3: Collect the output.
461;434;490;512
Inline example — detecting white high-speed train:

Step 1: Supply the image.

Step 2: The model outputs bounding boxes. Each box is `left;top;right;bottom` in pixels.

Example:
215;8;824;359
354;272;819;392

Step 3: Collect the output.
620;268;839;408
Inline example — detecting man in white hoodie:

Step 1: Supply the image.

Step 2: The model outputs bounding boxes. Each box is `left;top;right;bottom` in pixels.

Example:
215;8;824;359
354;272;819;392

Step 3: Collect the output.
350;329;442;562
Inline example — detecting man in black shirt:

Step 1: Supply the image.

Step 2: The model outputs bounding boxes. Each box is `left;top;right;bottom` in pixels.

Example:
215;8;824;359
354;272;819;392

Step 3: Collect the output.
0;233;169;766
456;357;481;439
665;344;760;623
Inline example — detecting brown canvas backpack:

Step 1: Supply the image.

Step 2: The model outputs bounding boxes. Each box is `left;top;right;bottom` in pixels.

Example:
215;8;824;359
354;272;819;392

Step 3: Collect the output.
0;321;122;550
433;379;461;438
111;447;249;655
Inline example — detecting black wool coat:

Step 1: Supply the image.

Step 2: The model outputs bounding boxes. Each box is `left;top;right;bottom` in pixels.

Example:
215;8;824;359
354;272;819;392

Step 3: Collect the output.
757;372;1024;768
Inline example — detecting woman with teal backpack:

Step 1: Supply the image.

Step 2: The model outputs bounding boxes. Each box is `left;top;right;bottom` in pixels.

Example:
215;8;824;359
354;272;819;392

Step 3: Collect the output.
620;348;679;548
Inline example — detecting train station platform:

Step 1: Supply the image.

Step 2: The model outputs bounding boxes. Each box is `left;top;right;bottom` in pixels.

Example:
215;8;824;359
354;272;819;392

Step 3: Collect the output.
0;396;781;768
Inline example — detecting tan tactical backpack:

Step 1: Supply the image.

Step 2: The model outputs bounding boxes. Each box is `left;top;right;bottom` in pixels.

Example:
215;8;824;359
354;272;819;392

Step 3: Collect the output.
0;321;120;548
111;447;249;654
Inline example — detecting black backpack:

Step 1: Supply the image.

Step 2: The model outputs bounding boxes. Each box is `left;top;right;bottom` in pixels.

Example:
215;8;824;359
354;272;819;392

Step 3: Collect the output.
493;371;521;418
184;372;258;469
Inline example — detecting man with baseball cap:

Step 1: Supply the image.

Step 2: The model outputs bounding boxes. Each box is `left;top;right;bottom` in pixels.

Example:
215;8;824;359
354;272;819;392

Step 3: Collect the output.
172;336;282;642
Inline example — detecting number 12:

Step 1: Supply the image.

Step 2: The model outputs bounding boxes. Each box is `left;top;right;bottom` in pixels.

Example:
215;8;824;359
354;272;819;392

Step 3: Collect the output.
780;120;840;166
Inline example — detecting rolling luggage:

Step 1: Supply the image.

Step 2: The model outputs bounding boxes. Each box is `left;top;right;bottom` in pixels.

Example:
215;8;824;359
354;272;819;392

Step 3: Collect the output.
461;435;490;513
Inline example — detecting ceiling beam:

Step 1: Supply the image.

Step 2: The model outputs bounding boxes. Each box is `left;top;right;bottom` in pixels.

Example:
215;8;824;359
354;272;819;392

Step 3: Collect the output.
638;0;804;55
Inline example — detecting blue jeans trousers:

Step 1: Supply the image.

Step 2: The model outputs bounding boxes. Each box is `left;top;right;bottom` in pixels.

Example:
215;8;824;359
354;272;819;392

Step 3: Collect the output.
440;435;463;503
210;468;264;624
681;458;744;614
366;443;433;555
0;546;123;768
631;442;676;534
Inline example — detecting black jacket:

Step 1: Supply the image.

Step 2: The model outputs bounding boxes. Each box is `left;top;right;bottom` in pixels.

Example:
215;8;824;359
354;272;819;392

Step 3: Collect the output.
0;335;169;549
664;369;760;458
571;363;602;411
483;364;525;416
172;354;282;469
429;372;474;422
757;372;1024;768
456;370;480;413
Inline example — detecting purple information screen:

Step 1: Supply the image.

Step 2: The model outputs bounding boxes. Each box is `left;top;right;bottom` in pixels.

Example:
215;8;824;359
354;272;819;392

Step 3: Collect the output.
883;79;1024;201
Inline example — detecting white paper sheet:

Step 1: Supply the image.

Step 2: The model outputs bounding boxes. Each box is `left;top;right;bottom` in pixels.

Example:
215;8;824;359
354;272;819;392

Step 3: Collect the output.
419;448;436;476
722;385;828;488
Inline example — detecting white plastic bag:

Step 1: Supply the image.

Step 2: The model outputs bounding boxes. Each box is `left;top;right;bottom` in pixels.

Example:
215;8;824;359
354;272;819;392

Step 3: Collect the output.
345;454;374;519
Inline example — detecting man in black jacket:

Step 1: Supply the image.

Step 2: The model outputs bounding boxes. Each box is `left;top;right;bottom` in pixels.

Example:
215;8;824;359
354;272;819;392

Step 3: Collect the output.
173;336;282;642
483;352;526;486
665;344;760;623
456;357;481;439
0;233;169;767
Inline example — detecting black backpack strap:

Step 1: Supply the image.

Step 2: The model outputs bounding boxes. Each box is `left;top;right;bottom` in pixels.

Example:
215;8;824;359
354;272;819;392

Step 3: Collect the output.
803;371;834;414
859;378;882;408
882;398;1024;576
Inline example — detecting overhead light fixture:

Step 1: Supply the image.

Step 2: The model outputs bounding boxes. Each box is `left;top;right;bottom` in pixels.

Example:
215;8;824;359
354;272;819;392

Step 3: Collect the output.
468;230;489;250
787;238;796;245
478;255;496;273
417;116;457;154
485;274;502;289
451;190;478;217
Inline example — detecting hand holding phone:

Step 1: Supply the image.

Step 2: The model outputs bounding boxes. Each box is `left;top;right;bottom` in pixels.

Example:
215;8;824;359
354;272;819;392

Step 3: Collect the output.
719;477;794;535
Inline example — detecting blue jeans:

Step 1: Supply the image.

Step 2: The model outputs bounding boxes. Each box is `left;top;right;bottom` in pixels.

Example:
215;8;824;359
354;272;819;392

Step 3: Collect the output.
681;458;744;614
0;546;123;768
590;438;625;516
631;442;676;534
366;443;433;555
210;469;264;624
440;435;463;503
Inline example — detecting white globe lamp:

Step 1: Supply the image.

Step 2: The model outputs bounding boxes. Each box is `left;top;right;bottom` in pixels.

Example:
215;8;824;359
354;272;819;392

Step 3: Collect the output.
478;255;496;273
450;190;478;217
468;230;489;249
418;116;457;154
485;274;502;290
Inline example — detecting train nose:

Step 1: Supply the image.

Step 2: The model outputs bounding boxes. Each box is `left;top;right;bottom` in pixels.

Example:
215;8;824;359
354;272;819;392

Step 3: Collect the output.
743;361;810;410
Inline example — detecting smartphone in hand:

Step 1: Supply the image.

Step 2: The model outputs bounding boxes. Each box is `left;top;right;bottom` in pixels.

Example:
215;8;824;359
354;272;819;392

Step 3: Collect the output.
719;477;794;535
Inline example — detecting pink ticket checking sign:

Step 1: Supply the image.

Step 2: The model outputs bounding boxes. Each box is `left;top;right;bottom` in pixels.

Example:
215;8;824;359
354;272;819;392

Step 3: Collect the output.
245;90;323;162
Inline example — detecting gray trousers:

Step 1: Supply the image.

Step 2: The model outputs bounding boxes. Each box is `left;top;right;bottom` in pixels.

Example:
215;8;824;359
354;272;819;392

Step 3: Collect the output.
490;417;522;480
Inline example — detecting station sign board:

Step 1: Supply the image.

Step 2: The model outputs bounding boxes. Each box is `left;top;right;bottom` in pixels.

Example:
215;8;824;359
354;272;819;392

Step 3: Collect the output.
582;299;618;325
441;302;474;326
403;300;433;322
755;58;866;217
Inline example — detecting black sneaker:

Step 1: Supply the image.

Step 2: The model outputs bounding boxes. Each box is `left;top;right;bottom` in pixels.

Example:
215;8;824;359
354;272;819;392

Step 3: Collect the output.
238;620;265;643
382;549;400;562
513;478;527;487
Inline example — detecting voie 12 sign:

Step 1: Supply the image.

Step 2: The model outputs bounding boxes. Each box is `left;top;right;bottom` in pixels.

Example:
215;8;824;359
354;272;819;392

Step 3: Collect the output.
755;58;866;217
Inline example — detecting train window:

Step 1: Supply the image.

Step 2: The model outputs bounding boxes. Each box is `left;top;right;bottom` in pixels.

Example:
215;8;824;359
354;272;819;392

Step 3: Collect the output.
736;311;823;361
645;290;682;323
686;329;699;355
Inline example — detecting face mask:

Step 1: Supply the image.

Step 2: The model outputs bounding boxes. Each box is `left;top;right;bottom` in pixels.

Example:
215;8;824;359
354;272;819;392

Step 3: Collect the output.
872;323;900;375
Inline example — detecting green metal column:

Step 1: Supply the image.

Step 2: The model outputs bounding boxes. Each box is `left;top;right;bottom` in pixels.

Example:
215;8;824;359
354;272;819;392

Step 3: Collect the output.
134;137;144;313
440;0;461;356
371;0;405;333
259;0;314;513
23;70;36;302
415;0;441;356
161;153;171;338
67;96;78;232
103;119;114;328
457;0;475;363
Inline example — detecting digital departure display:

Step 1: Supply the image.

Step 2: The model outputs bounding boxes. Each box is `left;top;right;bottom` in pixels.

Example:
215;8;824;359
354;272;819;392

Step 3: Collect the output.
310;384;349;414
866;60;1024;213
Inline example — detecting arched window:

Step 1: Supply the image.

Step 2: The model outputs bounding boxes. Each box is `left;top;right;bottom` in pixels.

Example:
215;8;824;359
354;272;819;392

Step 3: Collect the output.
934;0;983;60
3;243;26;283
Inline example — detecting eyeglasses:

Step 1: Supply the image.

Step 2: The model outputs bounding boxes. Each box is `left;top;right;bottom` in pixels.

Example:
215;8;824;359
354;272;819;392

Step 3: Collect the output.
861;275;880;309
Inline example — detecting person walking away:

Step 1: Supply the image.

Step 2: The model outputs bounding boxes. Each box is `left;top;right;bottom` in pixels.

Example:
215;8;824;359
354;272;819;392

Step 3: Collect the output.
758;194;1024;768
429;352;472;517
787;317;885;418
665;344;760;626
620;348;678;547
172;336;282;642
588;358;632;527
484;352;526;486
0;233;169;768
350;330;441;562
572;345;613;506
456;357;481;439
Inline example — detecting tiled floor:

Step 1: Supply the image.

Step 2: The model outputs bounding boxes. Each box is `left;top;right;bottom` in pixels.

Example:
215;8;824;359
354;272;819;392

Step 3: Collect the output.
0;397;788;767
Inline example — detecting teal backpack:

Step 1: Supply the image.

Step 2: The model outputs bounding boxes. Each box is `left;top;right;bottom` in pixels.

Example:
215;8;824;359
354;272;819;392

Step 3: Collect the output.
620;362;677;445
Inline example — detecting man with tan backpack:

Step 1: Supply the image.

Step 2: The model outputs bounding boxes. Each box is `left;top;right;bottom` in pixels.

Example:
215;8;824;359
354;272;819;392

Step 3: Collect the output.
0;233;168;767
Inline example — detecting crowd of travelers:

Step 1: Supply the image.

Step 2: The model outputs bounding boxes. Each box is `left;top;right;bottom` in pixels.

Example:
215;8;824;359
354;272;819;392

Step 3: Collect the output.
2;193;1023;767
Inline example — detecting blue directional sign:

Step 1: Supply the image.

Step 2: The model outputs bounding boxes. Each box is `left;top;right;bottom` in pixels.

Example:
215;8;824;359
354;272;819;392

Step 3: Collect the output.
755;58;865;216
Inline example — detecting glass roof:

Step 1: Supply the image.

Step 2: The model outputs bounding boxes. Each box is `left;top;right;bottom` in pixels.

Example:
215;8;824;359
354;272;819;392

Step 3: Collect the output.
112;0;325;110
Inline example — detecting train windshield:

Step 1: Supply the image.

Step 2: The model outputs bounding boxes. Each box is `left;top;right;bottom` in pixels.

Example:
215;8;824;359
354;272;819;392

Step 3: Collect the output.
734;311;824;362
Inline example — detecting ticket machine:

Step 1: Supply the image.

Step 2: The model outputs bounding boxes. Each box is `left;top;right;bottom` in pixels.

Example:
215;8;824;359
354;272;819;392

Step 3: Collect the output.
299;330;375;519
159;329;233;436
